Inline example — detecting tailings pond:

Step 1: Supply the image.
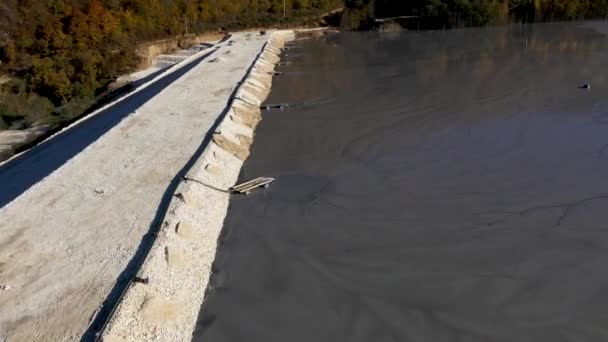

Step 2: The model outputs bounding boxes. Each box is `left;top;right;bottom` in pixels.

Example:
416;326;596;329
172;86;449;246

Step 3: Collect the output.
194;23;608;341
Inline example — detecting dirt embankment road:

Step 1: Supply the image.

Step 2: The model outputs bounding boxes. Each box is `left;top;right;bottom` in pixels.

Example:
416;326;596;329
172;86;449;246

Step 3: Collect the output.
0;32;269;341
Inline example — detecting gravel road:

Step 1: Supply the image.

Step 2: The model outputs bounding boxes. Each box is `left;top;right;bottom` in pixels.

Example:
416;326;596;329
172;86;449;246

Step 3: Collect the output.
0;32;269;341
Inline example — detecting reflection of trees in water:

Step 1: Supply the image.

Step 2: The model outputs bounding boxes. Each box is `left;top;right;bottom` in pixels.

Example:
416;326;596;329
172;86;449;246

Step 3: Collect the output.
275;32;358;107
280;23;607;125
401;24;608;90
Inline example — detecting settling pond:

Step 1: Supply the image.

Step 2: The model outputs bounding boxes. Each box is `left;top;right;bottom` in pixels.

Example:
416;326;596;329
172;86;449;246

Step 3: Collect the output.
195;22;608;342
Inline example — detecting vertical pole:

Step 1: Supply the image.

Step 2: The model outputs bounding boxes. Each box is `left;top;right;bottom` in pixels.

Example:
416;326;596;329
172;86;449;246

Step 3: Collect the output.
184;17;189;36
283;0;286;19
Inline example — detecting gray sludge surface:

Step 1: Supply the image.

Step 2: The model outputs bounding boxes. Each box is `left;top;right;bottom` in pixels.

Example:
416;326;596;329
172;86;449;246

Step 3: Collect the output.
194;23;608;341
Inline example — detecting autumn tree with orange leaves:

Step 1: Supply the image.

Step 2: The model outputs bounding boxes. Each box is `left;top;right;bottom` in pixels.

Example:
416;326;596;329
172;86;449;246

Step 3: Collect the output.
0;0;342;126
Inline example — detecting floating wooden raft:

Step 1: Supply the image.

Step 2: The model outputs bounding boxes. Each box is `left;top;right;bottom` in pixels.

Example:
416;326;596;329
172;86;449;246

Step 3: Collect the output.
230;177;275;194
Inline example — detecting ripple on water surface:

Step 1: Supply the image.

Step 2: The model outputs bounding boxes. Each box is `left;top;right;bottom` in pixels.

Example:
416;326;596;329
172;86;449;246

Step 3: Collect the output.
194;23;608;342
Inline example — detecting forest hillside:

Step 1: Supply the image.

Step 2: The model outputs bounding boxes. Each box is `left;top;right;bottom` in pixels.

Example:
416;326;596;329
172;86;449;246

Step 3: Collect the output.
0;0;341;130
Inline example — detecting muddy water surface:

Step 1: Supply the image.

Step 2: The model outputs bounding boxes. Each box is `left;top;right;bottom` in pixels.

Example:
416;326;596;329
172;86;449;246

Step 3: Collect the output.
194;23;608;341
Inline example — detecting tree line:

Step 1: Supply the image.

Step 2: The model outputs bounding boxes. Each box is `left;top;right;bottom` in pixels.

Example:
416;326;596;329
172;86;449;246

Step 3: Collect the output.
342;0;608;29
0;0;341;129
